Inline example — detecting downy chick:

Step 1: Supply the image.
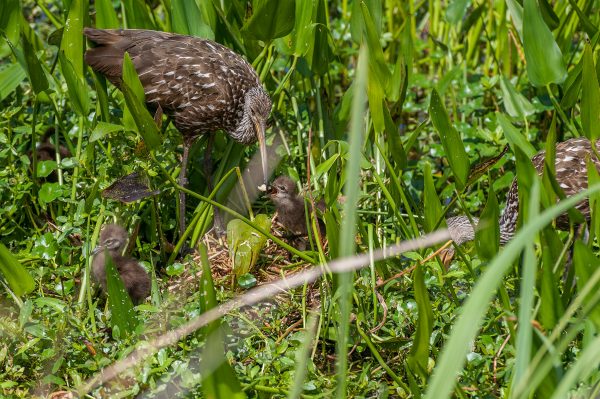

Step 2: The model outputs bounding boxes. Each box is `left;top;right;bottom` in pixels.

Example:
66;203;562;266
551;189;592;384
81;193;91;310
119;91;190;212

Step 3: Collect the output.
91;224;151;305
268;176;325;237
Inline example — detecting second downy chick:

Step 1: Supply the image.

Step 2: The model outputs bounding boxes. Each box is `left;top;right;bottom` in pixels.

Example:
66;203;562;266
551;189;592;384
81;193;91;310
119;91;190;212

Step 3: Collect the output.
91;224;151;305
268;176;325;237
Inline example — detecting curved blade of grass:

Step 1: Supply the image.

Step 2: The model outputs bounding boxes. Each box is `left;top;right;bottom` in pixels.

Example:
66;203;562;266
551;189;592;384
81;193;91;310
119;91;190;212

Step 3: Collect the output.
0;243;35;297
429;88;469;189
20;32;49;95
500;76;535;118
497;113;537;158
522;0;566;86
423;162;444;233
475;186;499;261
335;45;368;399
59;52;89;116
581;43;600;140
424;181;600;399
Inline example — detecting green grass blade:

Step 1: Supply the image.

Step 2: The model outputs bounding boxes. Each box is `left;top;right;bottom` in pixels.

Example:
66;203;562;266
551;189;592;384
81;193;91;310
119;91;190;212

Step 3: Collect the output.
335;46;368;399
0;243;35;297
60;0;85;79
522;0;566;86
59;52;89;116
429;88;469;189
475;186;499;261
121;53;162;150
581;43;600;140
423;162;444;233
105;253;137;338
510;179;539;396
20;32;49;95
497;113;537;158
424;182;600;399
407;263;434;376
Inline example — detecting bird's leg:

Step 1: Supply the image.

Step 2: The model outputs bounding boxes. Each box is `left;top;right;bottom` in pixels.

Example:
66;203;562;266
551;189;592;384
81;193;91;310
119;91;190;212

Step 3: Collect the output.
178;138;193;240
204;133;225;236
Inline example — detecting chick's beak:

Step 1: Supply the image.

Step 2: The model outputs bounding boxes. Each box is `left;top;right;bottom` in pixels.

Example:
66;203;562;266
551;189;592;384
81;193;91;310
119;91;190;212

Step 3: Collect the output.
91;245;103;256
255;119;269;187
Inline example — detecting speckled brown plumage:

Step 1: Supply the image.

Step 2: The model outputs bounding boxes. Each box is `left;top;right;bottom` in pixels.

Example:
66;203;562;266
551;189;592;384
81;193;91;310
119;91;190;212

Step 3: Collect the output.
91;224;151;305
448;137;600;248
268;176;325;236
84;28;271;144
84;28;272;238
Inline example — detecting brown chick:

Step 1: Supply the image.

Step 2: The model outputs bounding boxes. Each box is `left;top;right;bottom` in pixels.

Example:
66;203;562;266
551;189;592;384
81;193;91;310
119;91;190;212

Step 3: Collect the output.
91;224;151;305
268;176;325;237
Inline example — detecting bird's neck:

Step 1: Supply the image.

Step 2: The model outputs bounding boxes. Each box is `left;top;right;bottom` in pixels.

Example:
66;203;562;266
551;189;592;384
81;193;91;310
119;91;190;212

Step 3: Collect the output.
231;106;255;144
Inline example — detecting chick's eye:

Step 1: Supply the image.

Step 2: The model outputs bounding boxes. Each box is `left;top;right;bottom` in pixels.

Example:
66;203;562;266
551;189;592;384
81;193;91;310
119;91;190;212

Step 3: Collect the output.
278;185;286;191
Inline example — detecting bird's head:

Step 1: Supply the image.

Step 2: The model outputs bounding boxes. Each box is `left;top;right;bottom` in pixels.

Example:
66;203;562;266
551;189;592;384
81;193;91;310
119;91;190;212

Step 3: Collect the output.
439;216;479;266
267;176;299;207
235;86;272;187
91;224;128;256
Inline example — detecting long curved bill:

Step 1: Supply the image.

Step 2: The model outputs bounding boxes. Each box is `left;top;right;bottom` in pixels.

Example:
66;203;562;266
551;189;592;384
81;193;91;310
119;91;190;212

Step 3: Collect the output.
256;121;269;187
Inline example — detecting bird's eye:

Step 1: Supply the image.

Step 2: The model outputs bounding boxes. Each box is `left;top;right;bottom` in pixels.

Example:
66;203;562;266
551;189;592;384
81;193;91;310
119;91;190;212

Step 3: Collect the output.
278;185;286;192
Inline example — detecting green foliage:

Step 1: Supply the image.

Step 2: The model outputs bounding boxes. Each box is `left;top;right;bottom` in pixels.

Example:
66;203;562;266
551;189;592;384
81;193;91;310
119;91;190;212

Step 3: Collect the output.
1;0;600;397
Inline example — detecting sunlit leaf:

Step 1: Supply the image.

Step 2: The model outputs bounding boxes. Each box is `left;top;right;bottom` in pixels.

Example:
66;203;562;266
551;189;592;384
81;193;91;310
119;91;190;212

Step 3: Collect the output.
90;121;126;142
0;243;35;297
522;0;566;86
227;215;271;277
123;0;154;29
407;263;433;377
36;160;57;178
242;0;295;40
499;76;535;118
0;0;20;57
292;0;314;57
0;63;26;102
497;113;537;158
171;0;214;39
95;0;119;29
60;0;85;78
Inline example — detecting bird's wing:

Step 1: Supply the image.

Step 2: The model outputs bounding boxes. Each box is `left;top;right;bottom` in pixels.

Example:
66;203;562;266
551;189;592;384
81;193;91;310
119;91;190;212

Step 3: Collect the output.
85;29;259;127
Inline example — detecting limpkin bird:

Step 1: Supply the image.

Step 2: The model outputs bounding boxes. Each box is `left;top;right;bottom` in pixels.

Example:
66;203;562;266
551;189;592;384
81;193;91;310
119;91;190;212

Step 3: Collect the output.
268;175;326;237
444;137;600;261
84;28;272;236
91;224;151;305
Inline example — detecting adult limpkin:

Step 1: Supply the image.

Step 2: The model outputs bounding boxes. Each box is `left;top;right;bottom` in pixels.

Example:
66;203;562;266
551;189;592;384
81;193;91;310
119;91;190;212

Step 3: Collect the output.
84;28;272;237
445;137;600;259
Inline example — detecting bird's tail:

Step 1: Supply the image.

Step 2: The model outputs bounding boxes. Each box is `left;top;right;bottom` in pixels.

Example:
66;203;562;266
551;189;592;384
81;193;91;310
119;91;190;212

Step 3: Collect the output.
83;28;122;46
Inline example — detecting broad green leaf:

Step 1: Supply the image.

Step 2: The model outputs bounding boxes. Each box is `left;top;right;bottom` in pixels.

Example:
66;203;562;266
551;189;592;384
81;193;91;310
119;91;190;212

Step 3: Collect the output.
37;160;57;178
171;0;214;39
335;46;368;397
522;0;566;86
407;263;433;377
123;0;155;29
227;215;271;277
59;52;89;116
121;53;161;150
429;88;469;189
497;113;537;158
446;0;470;24
350;0;382;43
198;244;246;399
237;273;257;289
0;243;35;297
581;43;600;140
423;162;444;233
475;186;499;261
499;76;535;118
95;0;119;29
292;0;314;57
105;253;137;337
38;182;64;206
0;0;20;58
242;0;295;41
60;0;85;79
90;122;126;142
0;63;26;102
20;33;49;95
